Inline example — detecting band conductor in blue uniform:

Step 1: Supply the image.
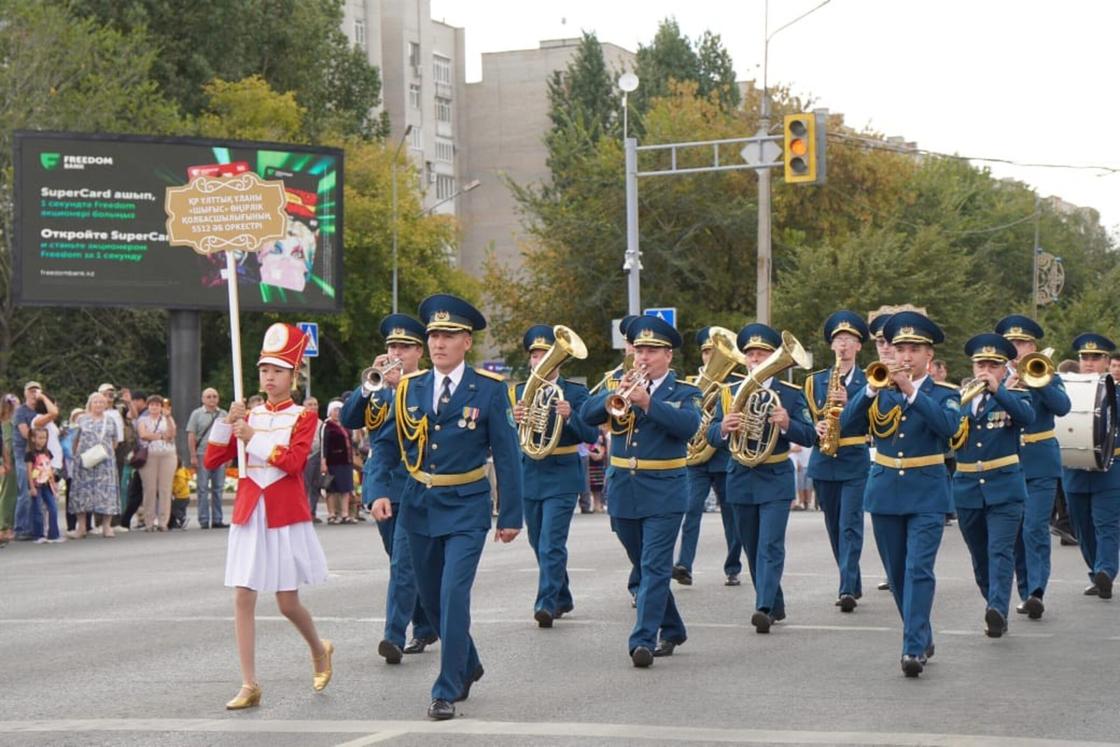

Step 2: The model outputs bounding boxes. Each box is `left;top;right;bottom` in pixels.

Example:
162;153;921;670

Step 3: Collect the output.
369;294;523;721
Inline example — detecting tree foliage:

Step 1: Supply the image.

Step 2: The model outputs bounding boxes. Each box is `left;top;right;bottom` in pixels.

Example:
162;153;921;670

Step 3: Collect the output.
632;19;740;122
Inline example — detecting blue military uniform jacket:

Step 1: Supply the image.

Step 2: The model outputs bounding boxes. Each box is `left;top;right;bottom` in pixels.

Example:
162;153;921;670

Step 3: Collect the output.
581;371;701;519
369;366;523;536
805;366;870;482
951;384;1035;508
1062;385;1120;494
705;379;816;505
1020;378;1071;481
842;377;961;515
511;377;598;499
341;387;405;504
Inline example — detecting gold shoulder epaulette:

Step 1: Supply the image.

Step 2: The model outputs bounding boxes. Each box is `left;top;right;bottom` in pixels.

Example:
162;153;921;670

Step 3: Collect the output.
778;379;801;390
402;368;428;380
475;367;505;382
1009;385;1029;392
808;367;828;378
934;381;958;390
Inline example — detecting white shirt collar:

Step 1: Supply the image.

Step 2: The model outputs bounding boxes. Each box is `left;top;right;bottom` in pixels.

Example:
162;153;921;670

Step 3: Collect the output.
433;361;466;399
648;370;670;395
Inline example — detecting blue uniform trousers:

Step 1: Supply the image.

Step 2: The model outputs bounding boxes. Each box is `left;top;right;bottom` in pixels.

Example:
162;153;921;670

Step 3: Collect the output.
717;480;743;576
957;502;1023;618
524;495;577;614
814;478;866;598
677;471;732;572
380;512;436;647
407;529;487;702
870;512;944;657
612;514;687;651
1065;489;1120;582
732;502;789;615
1014;477;1057;600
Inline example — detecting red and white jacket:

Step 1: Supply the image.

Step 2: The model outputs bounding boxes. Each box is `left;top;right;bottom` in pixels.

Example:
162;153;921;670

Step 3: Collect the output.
204;399;315;528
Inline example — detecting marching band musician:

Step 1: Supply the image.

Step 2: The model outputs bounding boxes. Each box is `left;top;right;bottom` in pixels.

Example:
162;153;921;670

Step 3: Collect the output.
950;334;1035;638
706;323;816;634
804;311;871;613
1061;333;1120;600
996;315;1070;619
340;314;438;664
511;324;598;628
580;315;702;667
840;311;959;677
368;294;523;721
674;327;744;588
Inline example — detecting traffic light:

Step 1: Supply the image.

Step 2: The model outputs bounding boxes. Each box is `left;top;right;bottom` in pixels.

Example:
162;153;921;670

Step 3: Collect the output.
783;112;826;185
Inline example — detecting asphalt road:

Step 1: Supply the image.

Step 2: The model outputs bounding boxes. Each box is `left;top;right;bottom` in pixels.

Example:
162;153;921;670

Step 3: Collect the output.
1;506;1117;746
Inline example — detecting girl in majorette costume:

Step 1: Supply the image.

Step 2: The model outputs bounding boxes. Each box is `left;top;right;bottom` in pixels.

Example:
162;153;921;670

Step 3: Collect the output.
205;322;333;710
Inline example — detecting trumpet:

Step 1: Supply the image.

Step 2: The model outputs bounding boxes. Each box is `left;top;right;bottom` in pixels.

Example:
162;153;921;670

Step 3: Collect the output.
1017;347;1055;388
959;377;989;406
361;357;403;393
865;361;911;390
606;363;650;418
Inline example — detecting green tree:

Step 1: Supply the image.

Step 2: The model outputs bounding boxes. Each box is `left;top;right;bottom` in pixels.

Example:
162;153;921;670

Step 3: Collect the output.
632;18;700;115
69;0;386;140
0;0;182;403
695;31;740;110
544;32;618;188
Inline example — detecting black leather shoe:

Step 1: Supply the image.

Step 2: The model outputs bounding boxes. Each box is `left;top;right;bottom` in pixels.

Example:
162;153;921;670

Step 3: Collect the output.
630;593;637;608
671;564;693;585
212;522;229;529
428;699;455;720
653;638;684;657
984;608;1007;638
1094;570;1113;599
877;581;890;591
554;604;574;619
771;609;786;623
838;594;857;613
901;655;923;678
924;643;935;660
751;611;773;634
1022;595;1044;620
403;635;438;654
377;639;403;664
534;609;554;628
454;665;484;702
1084;584;1100;596
725;574;741;586
631;646;653;667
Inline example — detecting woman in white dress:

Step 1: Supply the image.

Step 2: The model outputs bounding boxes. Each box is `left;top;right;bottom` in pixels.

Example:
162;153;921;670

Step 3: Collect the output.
205;322;333;710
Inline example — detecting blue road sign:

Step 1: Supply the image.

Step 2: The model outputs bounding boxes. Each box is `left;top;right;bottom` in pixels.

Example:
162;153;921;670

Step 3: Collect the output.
297;322;319;357
643;307;678;329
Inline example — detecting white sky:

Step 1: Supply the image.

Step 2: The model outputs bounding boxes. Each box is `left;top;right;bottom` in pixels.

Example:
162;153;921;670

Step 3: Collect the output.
431;0;1120;238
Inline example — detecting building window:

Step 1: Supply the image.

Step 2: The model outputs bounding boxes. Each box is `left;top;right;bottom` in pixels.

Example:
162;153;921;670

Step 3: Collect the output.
435;138;454;163
409;42;421;73
354;19;366;48
435;97;451;123
436;174;456;201
433;54;451;85
409;125;422;149
408;83;421;109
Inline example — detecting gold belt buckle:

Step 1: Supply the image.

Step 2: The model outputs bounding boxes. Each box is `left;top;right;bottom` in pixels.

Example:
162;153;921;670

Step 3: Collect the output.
977;461;985;472
627;456;638;470
894;458;902;469
423;473;433;488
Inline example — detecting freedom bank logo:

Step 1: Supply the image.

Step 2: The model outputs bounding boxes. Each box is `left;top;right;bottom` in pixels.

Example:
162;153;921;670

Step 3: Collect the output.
39;152;113;170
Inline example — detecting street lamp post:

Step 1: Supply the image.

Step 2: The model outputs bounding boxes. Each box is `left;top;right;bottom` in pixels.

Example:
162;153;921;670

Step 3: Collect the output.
618;73;641;315
391;124;413;314
421;178;481;216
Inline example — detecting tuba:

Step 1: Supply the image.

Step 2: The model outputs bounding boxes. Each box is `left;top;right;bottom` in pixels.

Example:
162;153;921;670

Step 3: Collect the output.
686;328;745;466
518;325;588;460
727;331;812;467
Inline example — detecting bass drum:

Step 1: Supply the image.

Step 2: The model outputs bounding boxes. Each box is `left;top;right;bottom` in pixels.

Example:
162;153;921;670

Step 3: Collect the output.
1055;373;1117;471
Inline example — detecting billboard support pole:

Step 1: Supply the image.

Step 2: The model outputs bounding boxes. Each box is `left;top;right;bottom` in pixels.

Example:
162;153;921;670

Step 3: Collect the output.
168;310;201;467
225;250;246;475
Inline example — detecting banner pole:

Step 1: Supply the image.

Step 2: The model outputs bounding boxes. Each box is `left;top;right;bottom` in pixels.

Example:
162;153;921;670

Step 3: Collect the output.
226;250;246;475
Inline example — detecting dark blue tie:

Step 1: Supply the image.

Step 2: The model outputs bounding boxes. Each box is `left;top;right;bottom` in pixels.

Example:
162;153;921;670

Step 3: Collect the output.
437;377;452;414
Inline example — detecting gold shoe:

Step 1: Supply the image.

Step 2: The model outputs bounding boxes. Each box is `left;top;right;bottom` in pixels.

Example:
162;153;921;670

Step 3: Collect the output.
312;639;334;692
225;682;262;710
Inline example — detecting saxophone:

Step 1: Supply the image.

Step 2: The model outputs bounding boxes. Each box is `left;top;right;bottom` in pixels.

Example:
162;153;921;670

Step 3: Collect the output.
818;351;845;457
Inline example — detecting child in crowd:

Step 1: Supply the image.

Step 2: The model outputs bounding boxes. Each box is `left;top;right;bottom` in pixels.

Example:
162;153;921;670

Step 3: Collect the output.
25;427;61;543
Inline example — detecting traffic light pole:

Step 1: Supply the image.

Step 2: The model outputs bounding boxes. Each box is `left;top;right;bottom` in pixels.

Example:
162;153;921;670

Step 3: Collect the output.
757;97;773;325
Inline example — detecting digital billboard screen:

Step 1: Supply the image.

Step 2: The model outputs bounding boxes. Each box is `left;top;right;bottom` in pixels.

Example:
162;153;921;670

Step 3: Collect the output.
13;131;344;312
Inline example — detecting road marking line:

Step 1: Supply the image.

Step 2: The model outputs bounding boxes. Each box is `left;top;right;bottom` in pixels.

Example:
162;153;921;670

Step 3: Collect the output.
0;718;1108;746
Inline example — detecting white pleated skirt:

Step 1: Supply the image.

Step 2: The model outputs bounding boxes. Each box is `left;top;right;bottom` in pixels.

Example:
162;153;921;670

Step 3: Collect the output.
224;496;329;592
